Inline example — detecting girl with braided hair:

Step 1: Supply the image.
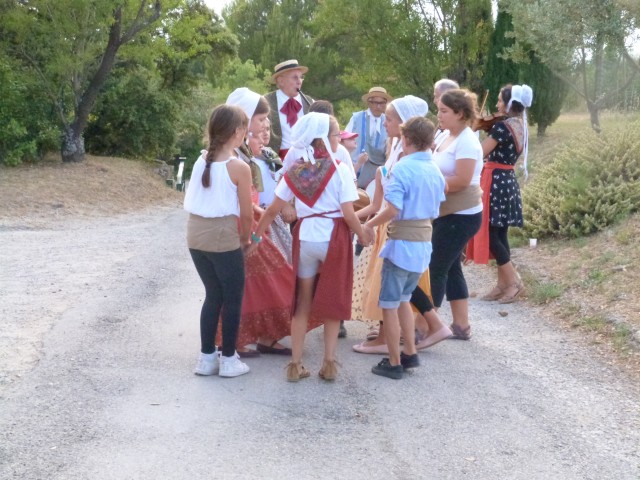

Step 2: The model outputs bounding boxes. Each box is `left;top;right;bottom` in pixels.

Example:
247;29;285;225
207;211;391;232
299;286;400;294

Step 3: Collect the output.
184;104;254;378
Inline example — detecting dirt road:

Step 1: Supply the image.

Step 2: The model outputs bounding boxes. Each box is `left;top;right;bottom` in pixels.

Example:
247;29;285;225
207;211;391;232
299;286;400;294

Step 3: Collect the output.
1;207;638;479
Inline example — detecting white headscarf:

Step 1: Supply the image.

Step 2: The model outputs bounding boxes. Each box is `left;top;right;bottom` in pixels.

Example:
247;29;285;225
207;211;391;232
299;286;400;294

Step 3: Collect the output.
390;95;429;123
384;95;429;173
287;112;338;168
507;84;534;180
226;87;261;120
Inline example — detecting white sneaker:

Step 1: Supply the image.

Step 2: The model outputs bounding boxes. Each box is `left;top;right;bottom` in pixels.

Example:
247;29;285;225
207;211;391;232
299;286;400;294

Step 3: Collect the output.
194;350;220;376
219;352;250;378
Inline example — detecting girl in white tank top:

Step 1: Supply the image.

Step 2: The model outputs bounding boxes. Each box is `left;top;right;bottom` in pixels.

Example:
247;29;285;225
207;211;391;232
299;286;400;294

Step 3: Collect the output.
185;104;259;379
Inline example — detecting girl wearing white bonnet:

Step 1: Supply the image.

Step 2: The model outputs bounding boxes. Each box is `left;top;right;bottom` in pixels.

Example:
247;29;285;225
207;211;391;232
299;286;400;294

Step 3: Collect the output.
352;95;452;354
253;112;370;382
466;84;533;304
224;87;297;360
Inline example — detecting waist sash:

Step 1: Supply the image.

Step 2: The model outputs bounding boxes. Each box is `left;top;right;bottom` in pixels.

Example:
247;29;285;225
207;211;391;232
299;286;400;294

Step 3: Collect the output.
439;185;482;217
387;218;433;242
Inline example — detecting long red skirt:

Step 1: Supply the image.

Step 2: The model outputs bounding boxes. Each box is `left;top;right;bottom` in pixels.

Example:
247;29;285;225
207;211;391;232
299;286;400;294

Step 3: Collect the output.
216;220;294;347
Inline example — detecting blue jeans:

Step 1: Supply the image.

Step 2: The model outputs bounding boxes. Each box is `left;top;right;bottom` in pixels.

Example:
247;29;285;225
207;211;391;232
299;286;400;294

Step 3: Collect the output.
379;258;421;309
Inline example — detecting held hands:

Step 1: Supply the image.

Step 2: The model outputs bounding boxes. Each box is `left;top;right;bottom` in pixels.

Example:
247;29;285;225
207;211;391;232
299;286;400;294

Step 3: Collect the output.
243;232;262;257
358;223;375;247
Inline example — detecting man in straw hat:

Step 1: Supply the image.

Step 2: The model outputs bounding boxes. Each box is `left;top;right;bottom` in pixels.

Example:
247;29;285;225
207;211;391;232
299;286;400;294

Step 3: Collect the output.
265;59;313;160
345;86;393;189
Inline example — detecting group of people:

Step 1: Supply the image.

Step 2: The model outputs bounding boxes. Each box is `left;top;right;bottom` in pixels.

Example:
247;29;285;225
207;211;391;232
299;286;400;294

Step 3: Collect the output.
183;58;533;381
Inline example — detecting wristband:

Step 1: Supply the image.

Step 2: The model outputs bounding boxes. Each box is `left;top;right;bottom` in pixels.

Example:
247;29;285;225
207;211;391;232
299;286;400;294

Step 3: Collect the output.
251;232;262;243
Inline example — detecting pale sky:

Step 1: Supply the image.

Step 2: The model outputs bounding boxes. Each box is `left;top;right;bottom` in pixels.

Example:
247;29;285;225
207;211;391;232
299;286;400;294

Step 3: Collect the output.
204;0;233;16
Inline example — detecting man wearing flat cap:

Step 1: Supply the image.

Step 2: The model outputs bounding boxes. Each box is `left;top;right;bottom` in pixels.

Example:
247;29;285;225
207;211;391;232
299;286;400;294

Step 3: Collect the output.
265;59;313;160
345;86;392;189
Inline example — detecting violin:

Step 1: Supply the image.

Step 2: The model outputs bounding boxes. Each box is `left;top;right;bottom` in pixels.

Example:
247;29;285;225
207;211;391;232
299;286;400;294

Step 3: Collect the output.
473;113;507;132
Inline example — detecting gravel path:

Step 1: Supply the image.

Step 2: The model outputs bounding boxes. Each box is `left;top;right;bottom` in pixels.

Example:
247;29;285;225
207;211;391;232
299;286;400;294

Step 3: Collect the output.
1;207;638;479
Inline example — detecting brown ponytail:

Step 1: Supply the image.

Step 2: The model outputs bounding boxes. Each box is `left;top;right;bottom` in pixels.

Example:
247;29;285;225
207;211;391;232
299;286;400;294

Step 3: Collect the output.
202;104;248;188
440;89;479;125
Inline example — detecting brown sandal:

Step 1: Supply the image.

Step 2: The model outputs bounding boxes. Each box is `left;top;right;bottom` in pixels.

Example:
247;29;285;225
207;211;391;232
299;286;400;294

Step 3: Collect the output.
481;285;505;301
498;282;525;304
318;359;341;381
286;361;310;382
450;323;471;341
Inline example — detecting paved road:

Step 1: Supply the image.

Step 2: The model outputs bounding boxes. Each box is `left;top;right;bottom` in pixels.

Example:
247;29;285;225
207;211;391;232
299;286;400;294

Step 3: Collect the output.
1;208;638;479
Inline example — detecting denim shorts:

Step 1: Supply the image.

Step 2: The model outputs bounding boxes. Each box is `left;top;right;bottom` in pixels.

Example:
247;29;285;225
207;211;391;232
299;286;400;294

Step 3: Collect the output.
378;258;421;309
298;240;330;278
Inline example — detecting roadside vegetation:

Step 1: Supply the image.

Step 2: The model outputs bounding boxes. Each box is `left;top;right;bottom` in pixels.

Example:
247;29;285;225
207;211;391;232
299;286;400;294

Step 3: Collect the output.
512;112;640;373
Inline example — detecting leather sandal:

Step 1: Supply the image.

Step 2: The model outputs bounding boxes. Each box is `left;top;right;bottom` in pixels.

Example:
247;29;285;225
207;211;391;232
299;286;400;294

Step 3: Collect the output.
450;323;471;341
286;361;310;382
498;282;525;304
481;285;505;301
319;359;341;381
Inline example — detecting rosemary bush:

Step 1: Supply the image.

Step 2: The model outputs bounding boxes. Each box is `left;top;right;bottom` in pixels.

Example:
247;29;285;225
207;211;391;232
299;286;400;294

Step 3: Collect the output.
523;122;640;238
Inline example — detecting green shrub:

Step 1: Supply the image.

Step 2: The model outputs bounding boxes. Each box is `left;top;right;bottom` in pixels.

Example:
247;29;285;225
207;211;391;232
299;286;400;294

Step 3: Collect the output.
522;122;640;238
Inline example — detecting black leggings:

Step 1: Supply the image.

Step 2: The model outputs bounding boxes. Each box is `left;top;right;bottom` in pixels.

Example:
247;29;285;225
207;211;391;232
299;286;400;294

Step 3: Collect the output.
429;213;482;307
189;248;244;357
489;226;511;266
410;285;433;314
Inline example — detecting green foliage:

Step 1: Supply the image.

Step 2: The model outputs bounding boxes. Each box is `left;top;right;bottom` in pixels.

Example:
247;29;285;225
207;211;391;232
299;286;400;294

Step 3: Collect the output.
85;68;178;159
505;0;639;131
0;55;59;166
522;122;640;238
483;6;520;109
448;0;494;94
521;52;569;136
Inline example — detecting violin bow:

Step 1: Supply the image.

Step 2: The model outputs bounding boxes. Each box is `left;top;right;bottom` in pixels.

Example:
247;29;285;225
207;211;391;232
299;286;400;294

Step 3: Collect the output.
479;89;489;115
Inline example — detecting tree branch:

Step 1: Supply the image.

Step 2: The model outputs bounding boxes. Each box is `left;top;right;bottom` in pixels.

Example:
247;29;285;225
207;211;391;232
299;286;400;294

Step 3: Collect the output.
121;0;162;45
16;45;69;129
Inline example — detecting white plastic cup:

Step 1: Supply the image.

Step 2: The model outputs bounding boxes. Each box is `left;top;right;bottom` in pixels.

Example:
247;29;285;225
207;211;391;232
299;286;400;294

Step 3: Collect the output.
529;238;537;248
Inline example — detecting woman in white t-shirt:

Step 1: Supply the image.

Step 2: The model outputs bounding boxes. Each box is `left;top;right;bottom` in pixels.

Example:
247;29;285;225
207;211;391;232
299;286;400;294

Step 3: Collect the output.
431;89;484;341
252;113;371;382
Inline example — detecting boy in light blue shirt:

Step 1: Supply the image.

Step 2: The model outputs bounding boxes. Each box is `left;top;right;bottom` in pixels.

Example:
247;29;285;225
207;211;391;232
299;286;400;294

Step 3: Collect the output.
363;117;446;379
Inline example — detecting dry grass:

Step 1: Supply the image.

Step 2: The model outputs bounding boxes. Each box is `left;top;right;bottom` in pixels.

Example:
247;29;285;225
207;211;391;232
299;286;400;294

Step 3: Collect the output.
0;154;183;228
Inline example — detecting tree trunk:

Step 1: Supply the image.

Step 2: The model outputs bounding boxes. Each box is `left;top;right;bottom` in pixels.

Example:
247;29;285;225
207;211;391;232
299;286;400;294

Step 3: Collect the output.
537;124;547;137
587;102;602;134
61;127;85;163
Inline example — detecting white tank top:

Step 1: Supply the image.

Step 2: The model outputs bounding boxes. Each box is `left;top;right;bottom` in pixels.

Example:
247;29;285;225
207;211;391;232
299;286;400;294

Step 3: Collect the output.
183;155;240;218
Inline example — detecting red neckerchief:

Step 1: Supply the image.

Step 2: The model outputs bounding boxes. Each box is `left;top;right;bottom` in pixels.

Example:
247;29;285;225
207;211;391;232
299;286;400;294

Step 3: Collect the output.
284;156;337;207
280;97;302;127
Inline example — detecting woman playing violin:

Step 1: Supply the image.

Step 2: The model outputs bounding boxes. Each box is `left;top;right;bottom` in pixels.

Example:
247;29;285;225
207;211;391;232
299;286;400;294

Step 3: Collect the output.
466;84;533;304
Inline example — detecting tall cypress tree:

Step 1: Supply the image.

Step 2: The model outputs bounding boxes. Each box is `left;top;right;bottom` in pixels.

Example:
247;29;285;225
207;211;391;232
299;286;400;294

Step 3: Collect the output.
483;2;519;112
521;52;568;136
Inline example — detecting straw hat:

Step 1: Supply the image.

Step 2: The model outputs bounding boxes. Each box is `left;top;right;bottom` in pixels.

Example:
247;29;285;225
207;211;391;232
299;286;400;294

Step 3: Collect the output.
361;86;392;103
271;59;309;83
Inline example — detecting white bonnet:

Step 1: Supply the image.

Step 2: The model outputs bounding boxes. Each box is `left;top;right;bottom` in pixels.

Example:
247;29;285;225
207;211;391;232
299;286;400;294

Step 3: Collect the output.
390;95;429;123
288;112;337;166
507;84;534;181
507;84;533;112
226;87;261;120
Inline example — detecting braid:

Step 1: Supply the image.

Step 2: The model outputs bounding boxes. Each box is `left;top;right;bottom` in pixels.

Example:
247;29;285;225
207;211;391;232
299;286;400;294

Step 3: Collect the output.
201;104;249;188
202;138;223;188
